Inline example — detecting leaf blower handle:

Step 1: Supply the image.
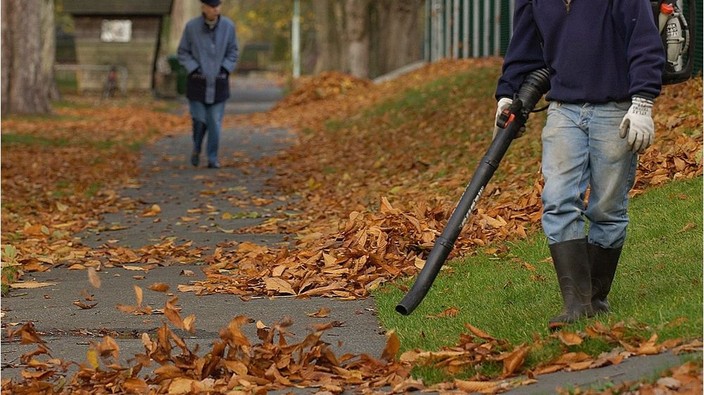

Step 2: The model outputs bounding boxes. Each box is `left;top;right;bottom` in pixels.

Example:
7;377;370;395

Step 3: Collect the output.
495;68;551;135
496;99;521;129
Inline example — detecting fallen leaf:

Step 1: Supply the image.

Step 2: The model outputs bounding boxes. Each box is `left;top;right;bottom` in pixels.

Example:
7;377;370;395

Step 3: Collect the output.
86;349;100;369
557;331;583;346
73;301;98;309
454;379;498;392
263;277;296;295
9;281;56;289
427;307;459;318
307;307;331;318
148;282;170;292
501;344;530;376
87;267;101;288
381;330;400;361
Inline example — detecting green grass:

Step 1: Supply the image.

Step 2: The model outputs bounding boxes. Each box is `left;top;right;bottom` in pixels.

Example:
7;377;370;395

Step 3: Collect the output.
1;245;21;296
1;133;71;147
1;132;145;153
374;176;702;381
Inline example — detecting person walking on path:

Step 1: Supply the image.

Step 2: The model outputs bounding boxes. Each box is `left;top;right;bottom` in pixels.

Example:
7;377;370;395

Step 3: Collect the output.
494;0;665;330
178;0;239;168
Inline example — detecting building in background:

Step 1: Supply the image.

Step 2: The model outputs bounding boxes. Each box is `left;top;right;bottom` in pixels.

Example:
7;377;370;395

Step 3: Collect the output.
61;0;173;93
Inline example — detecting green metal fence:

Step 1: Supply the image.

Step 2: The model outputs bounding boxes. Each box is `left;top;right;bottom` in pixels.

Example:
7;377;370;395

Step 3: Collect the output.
425;0;510;61
425;0;702;77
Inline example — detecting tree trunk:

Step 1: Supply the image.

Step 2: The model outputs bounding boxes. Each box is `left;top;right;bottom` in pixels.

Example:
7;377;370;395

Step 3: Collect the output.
168;0;201;53
41;0;60;100
312;0;346;73
1;0;53;115
1;0;12;114
344;0;370;78
375;0;423;74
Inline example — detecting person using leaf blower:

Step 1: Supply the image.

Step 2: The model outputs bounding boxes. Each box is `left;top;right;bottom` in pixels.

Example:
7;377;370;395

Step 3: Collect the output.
178;0;239;168
495;0;665;330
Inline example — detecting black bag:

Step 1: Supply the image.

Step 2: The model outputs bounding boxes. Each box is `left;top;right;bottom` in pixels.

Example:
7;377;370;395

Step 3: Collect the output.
186;69;207;102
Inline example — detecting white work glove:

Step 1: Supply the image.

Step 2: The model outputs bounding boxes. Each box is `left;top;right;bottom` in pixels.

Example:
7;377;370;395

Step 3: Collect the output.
619;96;654;153
493;97;525;139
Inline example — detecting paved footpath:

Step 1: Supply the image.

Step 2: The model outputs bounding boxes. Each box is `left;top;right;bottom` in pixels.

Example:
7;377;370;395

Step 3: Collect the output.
1;78;385;392
1;76;696;393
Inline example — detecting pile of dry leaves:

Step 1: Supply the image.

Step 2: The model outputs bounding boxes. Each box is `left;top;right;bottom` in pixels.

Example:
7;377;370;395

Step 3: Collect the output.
3;306;701;393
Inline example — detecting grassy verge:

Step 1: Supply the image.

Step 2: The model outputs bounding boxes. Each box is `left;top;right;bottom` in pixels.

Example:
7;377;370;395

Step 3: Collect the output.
374;176;702;382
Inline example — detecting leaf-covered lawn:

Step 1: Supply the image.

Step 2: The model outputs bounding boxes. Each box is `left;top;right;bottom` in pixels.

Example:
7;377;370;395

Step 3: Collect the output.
1;60;701;393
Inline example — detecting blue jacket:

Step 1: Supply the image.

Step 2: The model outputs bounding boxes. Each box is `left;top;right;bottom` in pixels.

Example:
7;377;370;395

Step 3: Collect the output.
496;0;665;103
178;15;239;104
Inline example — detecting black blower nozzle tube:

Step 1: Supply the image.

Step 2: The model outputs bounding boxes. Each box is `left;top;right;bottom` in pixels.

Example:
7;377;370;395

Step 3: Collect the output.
396;68;551;316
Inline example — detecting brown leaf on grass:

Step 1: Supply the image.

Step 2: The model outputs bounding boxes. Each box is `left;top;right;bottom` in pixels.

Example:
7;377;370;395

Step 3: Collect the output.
673;339;703;354
554;351;591;365
500;344;530;376
427;307;460;318
627;333;663;356
465;323;495;341
556;331;583;346
676;222;695;233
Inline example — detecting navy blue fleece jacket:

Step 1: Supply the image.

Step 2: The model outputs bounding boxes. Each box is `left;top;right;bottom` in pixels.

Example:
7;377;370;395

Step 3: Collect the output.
496;0;665;103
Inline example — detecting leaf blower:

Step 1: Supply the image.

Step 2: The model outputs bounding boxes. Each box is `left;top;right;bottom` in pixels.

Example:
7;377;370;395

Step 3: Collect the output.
653;0;697;85
396;68;551;316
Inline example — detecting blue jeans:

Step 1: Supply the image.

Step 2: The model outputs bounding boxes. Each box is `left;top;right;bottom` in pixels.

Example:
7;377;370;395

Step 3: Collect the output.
188;100;226;165
541;101;638;249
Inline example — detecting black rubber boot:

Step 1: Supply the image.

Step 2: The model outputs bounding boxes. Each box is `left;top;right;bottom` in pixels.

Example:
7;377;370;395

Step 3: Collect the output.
548;238;594;331
588;243;622;314
191;121;206;167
